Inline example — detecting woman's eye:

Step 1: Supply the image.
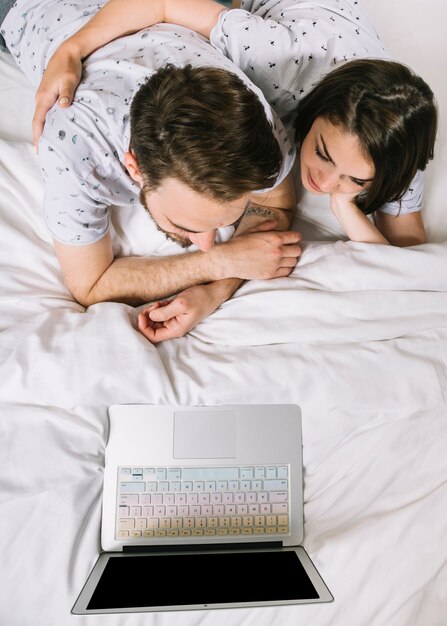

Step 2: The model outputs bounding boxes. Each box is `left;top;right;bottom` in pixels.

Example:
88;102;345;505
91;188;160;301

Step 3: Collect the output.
351;179;367;188
315;146;330;162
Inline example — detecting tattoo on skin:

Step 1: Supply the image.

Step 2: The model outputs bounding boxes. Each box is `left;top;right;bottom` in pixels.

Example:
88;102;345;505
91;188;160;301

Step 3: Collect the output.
244;205;279;220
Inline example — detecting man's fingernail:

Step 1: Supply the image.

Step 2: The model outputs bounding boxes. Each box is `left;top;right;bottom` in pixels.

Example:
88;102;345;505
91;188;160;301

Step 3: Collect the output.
59;97;69;105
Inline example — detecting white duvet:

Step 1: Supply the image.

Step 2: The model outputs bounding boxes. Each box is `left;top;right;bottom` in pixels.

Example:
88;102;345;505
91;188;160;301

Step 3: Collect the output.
1;1;447;624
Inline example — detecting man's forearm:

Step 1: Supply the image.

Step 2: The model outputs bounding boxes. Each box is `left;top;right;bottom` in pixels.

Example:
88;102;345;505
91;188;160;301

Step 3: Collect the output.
84;251;226;307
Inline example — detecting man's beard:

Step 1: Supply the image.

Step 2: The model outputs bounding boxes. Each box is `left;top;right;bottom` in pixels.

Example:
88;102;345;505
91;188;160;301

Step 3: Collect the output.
139;189;192;249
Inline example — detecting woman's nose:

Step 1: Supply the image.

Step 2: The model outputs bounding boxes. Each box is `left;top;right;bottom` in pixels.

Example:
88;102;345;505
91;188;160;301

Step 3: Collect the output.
188;229;217;251
317;171;340;194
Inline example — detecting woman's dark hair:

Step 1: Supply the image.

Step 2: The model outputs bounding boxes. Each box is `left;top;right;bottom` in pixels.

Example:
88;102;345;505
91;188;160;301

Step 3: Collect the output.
294;59;438;214
130;64;283;201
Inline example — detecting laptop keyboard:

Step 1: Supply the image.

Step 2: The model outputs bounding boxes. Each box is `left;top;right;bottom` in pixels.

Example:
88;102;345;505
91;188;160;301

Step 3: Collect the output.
116;465;290;540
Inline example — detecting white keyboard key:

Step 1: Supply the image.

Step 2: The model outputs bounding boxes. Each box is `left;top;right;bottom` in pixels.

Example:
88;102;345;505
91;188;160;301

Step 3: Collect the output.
269;491;288;503
120;482;145;493
118;518;135;530
241;467;254;480
277;466;288;479
130;506;141;517
272;503;288;514
135;518;147;530
167;468;181;480
166;505;177;517
155;468;166;481
263;479;288;491
119;494;139;506
182;467;238;481
118;506;129;518
143;467;155;479
254;467;266;479
266;467;277;479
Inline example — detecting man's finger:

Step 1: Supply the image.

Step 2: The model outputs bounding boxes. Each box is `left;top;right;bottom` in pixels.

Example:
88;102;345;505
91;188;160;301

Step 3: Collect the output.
149;298;184;322
281;244;302;257
278;230;301;244
32;93;59;151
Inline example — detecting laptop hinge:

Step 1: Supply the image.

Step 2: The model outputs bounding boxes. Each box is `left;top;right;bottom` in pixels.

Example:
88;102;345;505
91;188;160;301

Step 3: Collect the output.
123;541;283;554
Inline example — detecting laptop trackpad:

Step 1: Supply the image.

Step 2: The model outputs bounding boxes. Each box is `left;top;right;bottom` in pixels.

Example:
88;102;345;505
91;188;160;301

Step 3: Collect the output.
173;411;237;459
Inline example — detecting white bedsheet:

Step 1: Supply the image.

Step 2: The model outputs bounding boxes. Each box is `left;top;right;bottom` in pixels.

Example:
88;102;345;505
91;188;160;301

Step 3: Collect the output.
1;1;447;624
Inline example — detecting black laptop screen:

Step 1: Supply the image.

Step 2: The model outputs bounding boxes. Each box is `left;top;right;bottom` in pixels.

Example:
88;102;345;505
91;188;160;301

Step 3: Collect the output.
87;550;319;610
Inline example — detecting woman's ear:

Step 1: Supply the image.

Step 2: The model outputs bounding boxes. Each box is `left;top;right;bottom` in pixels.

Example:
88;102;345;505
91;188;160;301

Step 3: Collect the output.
124;150;144;185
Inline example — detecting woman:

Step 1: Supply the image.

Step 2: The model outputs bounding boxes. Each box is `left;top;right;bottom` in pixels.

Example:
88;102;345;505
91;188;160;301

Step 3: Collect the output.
30;0;438;248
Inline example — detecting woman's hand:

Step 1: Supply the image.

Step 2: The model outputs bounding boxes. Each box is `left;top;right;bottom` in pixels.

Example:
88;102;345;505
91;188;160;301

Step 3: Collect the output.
32;43;83;151
329;191;389;244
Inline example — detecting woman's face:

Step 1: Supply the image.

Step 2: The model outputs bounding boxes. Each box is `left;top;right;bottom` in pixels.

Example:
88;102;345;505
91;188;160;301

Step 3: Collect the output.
300;117;375;196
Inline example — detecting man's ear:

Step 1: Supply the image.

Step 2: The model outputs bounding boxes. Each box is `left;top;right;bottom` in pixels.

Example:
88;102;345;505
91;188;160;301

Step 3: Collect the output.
124;150;144;185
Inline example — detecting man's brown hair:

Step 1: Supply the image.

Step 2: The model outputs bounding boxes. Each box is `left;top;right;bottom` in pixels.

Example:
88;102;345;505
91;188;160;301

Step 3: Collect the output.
130;64;283;201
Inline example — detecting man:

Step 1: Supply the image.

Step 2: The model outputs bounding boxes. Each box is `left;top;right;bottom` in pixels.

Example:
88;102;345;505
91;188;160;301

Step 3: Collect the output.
1;0;301;340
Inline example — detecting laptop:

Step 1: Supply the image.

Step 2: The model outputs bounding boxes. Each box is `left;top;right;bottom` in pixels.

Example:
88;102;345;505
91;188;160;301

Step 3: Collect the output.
72;404;333;614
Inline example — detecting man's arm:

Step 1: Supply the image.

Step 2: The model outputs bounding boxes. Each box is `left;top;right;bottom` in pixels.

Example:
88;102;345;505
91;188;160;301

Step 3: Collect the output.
55;207;301;309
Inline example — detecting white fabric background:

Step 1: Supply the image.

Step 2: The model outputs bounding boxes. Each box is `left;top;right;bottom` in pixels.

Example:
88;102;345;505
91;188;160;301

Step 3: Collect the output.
0;1;446;625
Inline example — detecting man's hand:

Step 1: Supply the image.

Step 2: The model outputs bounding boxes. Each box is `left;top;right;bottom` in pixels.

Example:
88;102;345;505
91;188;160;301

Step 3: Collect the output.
32;43;82;151
137;283;224;343
211;221;302;280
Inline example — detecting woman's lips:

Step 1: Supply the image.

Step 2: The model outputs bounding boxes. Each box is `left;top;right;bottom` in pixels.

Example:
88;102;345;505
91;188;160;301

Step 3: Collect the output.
307;171;323;193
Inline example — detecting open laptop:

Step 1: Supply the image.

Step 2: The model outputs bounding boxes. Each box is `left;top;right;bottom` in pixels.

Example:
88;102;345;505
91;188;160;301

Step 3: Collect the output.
72;404;333;614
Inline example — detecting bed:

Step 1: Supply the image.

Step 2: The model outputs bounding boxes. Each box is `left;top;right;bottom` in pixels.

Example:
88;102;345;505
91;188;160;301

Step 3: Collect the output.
0;0;446;624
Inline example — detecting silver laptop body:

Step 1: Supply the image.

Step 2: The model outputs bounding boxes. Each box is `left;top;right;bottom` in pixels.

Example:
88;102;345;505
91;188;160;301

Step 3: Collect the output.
72;404;333;613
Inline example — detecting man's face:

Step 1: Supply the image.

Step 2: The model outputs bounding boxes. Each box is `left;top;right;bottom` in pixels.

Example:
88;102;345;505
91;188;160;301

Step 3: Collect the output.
139;178;250;251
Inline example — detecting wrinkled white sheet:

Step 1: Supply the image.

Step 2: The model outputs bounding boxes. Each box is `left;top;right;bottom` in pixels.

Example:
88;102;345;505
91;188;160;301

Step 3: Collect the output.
1;0;447;623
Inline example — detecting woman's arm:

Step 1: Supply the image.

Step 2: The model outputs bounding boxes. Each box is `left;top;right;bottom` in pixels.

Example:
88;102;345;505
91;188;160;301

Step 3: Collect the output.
374;211;426;247
32;0;224;147
330;194;389;245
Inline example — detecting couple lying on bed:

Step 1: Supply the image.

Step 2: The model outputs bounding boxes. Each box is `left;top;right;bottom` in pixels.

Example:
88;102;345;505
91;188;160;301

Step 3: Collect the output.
1;0;437;343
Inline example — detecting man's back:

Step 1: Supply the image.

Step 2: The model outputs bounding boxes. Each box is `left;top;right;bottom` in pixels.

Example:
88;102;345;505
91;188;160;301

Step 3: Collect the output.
4;0;293;244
